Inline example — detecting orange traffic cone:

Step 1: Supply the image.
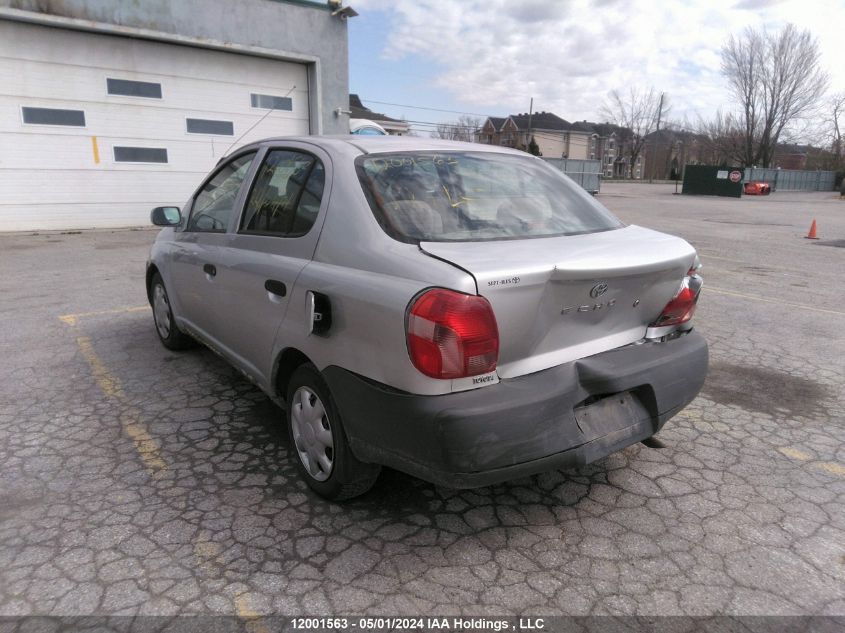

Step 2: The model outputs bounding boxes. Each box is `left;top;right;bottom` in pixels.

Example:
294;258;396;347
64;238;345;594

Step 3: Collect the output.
805;219;819;240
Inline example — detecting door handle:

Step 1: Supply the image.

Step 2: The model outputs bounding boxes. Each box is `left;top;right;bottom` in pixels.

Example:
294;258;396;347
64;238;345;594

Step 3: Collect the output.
264;279;287;297
203;263;216;277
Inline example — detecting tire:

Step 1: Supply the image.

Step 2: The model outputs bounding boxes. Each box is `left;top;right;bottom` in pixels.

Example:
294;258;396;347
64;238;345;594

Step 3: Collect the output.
150;272;194;350
286;364;380;500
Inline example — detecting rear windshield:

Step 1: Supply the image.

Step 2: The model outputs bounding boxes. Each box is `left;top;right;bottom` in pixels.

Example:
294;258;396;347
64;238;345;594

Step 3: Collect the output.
356;151;623;242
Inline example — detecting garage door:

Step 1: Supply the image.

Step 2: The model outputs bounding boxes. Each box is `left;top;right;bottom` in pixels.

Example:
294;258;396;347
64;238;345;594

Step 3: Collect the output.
0;21;311;231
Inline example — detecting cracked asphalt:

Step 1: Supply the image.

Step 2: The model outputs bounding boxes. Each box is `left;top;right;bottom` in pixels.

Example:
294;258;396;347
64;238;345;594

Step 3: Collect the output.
0;184;843;619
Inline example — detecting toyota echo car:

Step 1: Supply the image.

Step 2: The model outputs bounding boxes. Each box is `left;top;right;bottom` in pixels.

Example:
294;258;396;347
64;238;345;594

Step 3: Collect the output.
146;136;708;499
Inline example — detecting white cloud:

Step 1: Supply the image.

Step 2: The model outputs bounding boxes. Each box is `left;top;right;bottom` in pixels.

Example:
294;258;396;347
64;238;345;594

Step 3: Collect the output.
353;0;845;126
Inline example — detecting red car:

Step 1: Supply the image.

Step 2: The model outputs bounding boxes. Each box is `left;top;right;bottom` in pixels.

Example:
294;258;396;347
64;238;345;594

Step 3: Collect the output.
744;181;771;195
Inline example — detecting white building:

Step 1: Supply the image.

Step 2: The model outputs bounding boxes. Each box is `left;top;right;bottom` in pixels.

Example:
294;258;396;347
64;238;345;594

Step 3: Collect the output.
0;0;353;231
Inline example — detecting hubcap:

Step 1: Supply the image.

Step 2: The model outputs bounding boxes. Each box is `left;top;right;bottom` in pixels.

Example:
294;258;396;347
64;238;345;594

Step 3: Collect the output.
291;387;334;481
152;284;171;339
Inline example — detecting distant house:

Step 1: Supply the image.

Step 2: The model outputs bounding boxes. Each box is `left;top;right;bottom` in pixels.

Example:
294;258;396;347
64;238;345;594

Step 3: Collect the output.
478;112;592;159
570;121;620;176
643;128;712;179
477;116;522;148
569;120;644;179
478;112;648;177
348;94;410;135
479;117;508;145
773;144;810;170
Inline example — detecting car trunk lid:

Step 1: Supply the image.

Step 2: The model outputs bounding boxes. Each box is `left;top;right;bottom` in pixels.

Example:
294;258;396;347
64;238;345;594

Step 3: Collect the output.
420;225;697;379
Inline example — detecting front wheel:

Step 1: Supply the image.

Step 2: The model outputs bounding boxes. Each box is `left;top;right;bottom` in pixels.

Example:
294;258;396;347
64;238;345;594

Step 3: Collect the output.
150;272;194;350
286;364;380;500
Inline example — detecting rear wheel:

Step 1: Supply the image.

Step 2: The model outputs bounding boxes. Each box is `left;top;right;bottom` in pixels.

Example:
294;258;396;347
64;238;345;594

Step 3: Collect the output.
286;364;380;500
150;272;194;350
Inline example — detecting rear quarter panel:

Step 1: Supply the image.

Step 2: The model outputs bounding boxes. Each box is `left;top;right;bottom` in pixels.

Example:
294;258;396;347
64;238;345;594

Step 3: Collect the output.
272;163;478;396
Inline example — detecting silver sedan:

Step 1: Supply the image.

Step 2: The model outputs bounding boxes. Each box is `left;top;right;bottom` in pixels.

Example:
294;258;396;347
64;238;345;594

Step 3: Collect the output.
146;136;708;499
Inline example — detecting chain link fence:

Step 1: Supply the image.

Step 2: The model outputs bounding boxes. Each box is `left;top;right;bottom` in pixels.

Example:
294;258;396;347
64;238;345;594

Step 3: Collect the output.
542;158;602;194
744;168;837;192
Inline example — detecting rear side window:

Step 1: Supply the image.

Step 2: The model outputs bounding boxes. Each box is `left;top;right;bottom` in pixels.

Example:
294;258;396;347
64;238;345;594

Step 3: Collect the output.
356;152;623;242
240;150;325;237
188;153;256;232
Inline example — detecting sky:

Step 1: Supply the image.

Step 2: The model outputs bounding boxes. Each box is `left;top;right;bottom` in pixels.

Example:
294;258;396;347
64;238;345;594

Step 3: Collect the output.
347;0;845;136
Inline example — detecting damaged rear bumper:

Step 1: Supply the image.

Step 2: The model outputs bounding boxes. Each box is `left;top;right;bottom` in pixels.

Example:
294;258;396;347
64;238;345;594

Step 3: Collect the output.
323;331;708;488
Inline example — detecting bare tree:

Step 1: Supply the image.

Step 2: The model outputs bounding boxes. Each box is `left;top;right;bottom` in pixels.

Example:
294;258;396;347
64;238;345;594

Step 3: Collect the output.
720;24;828;167
431;115;481;142
697;110;746;166
601;88;669;178
830;92;844;168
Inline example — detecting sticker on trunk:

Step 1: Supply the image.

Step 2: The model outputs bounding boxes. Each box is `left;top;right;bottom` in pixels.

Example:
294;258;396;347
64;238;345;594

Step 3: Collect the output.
487;276;521;287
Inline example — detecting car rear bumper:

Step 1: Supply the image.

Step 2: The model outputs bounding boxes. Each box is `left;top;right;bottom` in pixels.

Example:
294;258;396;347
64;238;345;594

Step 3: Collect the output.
323;331;708;488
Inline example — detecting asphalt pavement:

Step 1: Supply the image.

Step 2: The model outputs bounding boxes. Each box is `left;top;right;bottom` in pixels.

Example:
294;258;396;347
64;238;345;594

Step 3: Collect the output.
0;184;843;620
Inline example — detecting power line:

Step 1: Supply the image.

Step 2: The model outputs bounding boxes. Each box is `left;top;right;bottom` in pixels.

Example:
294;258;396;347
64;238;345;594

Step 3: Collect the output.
362;99;497;118
364;96;701;137
403;119;479;128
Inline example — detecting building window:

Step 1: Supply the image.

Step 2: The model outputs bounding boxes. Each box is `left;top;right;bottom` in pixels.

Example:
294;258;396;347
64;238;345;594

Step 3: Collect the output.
113;147;168;163
186;118;234;136
250;93;293;111
22;106;85;127
107;78;162;99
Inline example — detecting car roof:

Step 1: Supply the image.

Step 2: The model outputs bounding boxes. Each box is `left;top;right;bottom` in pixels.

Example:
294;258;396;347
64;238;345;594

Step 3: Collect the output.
234;135;531;158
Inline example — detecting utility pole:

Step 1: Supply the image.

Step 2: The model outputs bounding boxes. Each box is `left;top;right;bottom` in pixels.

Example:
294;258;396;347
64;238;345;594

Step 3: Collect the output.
527;97;533;153
649;92;664;183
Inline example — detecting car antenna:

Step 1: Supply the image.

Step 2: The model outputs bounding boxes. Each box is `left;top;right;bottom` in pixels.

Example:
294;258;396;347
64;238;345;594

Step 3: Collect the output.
223;85;297;155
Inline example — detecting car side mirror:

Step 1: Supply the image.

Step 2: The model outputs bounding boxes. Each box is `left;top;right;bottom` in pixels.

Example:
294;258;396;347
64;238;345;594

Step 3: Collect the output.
151;206;181;226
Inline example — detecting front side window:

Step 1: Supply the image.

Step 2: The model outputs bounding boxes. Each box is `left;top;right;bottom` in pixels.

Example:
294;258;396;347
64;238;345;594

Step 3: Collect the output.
188;153;256;232
240;150;325;237
357;152;623;243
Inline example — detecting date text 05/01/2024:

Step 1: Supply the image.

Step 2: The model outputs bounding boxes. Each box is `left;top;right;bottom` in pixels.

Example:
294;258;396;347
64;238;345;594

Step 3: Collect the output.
290;617;546;631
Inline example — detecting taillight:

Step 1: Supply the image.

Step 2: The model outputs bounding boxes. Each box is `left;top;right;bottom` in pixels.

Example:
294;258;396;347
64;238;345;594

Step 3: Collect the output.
650;261;703;327
407;288;499;379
